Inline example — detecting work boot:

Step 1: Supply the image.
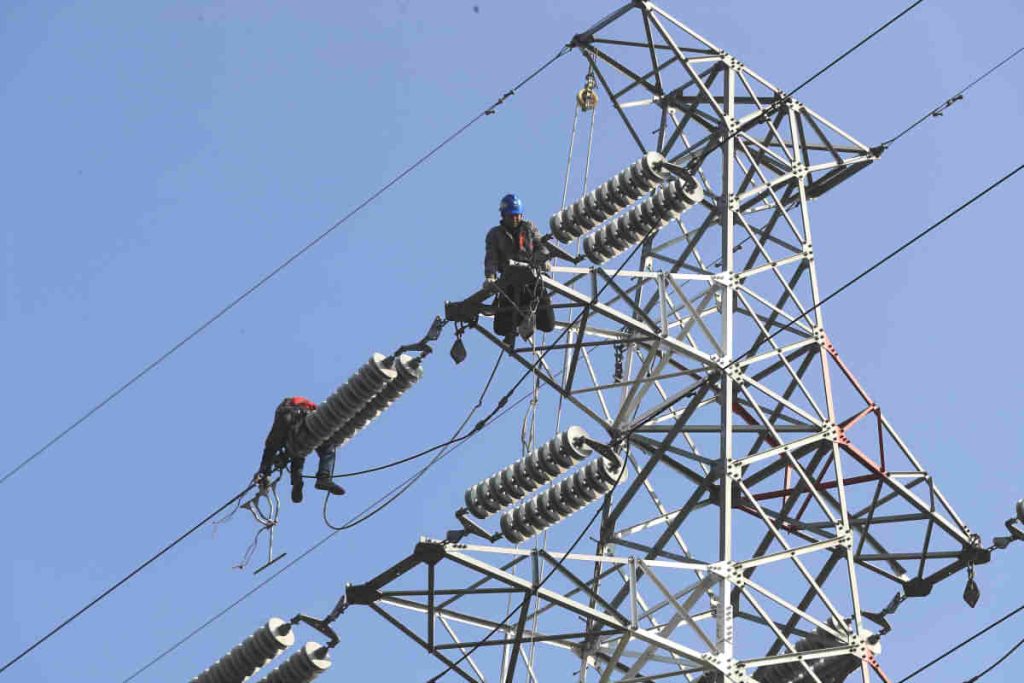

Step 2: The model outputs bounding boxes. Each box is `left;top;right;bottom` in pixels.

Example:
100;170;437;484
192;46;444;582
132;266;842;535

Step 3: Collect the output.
315;477;346;496
290;455;307;504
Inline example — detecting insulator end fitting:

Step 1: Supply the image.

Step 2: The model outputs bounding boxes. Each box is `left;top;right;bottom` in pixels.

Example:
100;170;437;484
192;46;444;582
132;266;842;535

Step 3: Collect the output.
257;641;332;683
191;618;295;683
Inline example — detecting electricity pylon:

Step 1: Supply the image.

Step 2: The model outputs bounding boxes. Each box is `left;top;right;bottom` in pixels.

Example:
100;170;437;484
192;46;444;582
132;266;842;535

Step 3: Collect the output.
342;3;986;681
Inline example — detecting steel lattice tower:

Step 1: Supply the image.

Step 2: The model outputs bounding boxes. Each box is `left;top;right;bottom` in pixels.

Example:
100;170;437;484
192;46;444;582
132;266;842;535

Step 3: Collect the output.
341;4;986;681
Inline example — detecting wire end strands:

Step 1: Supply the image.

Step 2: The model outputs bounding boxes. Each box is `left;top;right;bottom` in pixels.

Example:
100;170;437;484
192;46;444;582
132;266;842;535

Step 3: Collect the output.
319;354;425;451
191;617;295;683
289;353;397;456
550;151;669;243
256;642;331;683
582;172;703;264
499;454;625;544
464;426;593;520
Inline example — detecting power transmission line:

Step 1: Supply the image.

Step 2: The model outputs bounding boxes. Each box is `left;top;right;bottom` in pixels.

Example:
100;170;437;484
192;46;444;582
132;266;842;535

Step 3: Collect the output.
119;359;533;682
0;45;571;490
717;43;1024;265
747;162;1023;349
686;0;927;171
964;634;1024;682
0;351;512;677
426;160;1024;681
883;45;1024;148
624;160;1023;442
0;485;254;675
67;1;997;676
895;601;1024;682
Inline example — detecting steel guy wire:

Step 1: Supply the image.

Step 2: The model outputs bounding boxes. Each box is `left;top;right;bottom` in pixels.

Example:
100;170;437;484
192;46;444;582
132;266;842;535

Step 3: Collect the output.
0;484;255;676
882;45;1024;148
0;45;571;490
895;600;1024;683
119;358;535;682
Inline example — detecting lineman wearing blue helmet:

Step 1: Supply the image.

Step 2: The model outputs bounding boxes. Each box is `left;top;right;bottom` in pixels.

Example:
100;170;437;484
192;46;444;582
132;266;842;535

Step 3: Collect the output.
484;194;555;343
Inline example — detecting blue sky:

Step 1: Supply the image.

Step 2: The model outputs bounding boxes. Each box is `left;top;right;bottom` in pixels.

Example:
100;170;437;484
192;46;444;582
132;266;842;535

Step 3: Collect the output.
2;1;1023;681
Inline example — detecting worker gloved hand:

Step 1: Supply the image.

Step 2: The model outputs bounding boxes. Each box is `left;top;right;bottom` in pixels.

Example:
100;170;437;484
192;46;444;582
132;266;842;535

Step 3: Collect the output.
483;275;497;290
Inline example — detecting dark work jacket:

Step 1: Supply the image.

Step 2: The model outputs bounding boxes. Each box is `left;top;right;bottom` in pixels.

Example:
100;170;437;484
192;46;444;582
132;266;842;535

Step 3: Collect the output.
484;220;550;278
258;397;316;475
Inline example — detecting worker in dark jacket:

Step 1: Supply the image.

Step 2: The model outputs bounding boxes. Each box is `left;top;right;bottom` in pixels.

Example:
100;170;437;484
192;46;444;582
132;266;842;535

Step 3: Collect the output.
484;194;555;342
256;396;346;503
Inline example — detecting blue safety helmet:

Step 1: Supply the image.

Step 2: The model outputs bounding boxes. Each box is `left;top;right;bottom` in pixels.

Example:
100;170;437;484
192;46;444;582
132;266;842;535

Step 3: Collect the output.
499;193;523;217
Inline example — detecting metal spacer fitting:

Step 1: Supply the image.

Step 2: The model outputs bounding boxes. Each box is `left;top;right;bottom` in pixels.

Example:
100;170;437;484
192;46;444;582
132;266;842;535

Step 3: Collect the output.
725;362;746;386
723;54;744;72
713;271;740;288
802;243;814;261
727;461;744;482
792;162;807;179
709;354;732;371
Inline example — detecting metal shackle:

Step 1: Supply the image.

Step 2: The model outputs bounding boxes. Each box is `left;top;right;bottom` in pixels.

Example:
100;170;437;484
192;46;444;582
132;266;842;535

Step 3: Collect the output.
191;617;295;683
549;151;669;243
499;456;625;544
583;172;704;264
289;353;397;456
464;426;592;520
320;354;424;451
256;642;332;683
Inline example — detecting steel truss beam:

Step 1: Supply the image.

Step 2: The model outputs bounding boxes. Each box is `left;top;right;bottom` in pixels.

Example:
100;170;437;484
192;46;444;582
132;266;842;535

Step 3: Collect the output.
349;3;981;681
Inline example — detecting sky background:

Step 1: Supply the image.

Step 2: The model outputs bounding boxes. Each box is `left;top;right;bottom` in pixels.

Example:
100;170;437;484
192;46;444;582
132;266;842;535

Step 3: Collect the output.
2;1;1023;681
